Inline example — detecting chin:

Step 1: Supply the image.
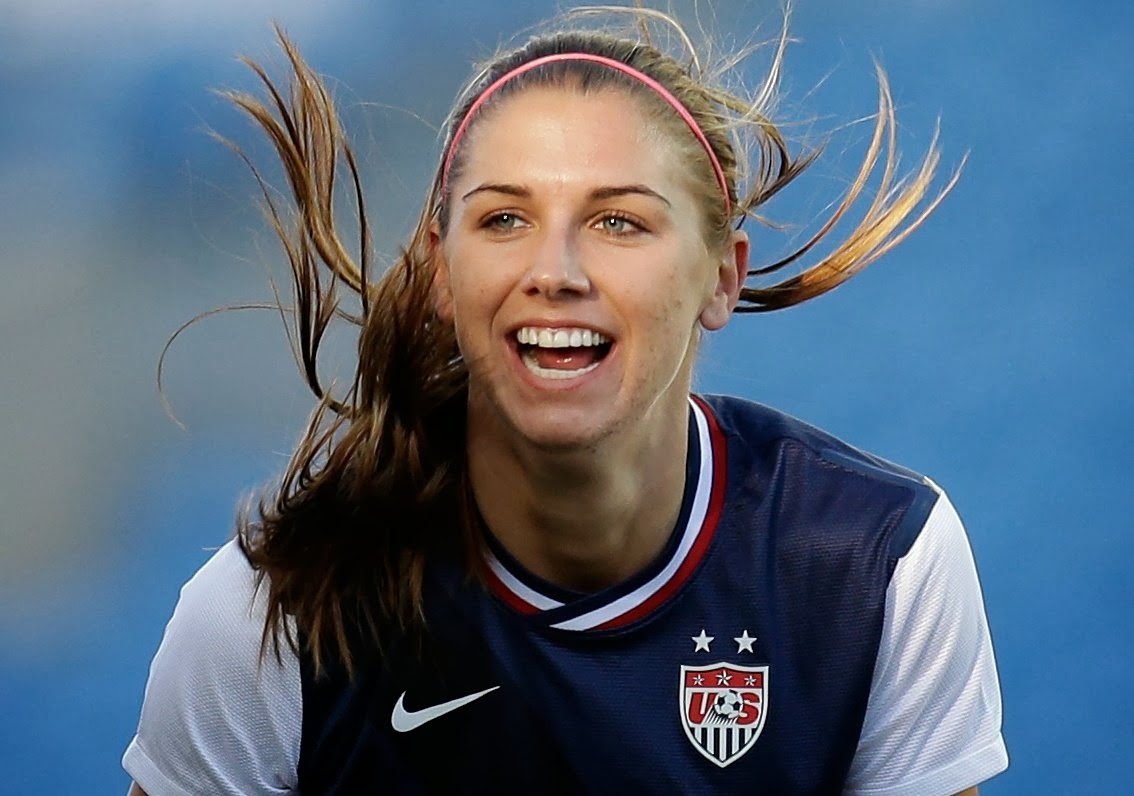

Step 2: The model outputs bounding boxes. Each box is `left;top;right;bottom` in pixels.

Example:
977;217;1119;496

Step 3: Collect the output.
510;410;617;453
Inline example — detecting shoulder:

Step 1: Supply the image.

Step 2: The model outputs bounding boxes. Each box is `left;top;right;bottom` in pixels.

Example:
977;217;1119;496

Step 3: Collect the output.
700;393;938;558
156;539;283;675
171;539;265;628
700;393;925;483
123;540;302;795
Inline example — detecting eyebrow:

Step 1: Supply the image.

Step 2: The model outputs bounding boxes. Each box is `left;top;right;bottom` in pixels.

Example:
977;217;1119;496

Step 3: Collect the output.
461;183;672;207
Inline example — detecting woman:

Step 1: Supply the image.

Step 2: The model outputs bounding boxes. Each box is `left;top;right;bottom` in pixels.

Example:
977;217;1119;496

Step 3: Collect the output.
124;5;1006;794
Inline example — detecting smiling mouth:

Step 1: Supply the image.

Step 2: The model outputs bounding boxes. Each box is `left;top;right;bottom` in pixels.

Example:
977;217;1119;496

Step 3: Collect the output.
515;326;613;380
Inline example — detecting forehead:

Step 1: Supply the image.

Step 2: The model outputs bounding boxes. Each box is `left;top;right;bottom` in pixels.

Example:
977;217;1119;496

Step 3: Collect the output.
453;85;685;194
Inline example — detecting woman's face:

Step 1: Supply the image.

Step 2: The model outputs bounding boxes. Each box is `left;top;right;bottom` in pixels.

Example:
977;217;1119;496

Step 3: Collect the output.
434;84;747;450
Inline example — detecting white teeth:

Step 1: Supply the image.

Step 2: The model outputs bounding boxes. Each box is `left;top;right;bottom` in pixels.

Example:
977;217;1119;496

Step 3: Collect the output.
515;326;609;349
520;350;603;380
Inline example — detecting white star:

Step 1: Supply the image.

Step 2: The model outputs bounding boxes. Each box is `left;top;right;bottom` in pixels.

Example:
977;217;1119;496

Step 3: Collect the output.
715;670;733;686
692;629;714;652
744;675;757;687
693;674;704;685
734;630;757;653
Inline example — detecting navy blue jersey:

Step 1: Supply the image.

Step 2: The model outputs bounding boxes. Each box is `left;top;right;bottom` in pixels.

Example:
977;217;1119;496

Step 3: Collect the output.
124;393;1006;795
296;395;939;794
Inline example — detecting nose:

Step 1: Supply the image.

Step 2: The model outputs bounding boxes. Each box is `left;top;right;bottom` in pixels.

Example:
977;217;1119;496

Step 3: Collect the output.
521;227;591;299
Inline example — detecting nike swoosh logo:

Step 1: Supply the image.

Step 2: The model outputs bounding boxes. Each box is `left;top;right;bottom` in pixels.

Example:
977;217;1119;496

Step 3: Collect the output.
390;686;500;732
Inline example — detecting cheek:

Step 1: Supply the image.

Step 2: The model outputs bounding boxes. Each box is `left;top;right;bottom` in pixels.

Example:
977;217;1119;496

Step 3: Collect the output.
664;265;712;323
654;272;714;358
445;267;505;343
637;292;701;362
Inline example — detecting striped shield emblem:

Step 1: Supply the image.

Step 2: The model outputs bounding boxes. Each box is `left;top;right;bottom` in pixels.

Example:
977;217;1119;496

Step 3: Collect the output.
679;662;769;767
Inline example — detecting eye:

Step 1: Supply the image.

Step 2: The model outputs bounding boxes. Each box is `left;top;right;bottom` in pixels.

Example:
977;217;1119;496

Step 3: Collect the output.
594;213;644;237
482;212;526;231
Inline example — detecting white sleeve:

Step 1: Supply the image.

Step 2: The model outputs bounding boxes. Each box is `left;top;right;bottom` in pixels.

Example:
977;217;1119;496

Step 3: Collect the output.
122;540;303;796
845;487;1008;796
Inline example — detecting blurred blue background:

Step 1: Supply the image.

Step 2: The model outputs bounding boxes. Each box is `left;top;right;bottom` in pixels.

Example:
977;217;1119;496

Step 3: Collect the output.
1;0;1130;792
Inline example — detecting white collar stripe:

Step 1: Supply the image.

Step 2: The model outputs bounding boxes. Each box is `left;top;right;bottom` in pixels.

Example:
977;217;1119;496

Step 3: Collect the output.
486;552;565;611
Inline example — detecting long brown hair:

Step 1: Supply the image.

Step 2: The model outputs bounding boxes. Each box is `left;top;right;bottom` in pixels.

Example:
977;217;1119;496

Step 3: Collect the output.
220;6;957;676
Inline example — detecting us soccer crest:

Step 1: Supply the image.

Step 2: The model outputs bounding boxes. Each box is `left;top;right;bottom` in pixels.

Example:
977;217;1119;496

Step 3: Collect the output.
679;662;768;767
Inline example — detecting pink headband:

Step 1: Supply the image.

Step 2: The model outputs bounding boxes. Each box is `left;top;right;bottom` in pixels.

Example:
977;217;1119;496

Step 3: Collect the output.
441;52;731;214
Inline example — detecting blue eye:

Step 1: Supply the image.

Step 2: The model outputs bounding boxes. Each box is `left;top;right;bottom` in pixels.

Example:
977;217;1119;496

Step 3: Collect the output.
485;212;522;230
597;214;641;235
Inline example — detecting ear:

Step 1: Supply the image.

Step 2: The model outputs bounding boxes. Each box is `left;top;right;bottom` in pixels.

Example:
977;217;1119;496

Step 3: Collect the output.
699;230;749;331
429;223;454;322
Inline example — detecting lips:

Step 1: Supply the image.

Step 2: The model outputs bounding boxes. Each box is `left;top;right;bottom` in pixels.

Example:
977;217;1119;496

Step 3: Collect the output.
513;325;613;381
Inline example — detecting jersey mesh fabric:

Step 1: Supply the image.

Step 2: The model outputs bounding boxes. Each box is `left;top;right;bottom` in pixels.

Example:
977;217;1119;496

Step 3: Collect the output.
122;541;302;795
845;487;1008;794
122;421;1006;793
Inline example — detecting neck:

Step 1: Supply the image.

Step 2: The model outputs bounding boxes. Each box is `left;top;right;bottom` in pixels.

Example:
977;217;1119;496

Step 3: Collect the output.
467;393;691;592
